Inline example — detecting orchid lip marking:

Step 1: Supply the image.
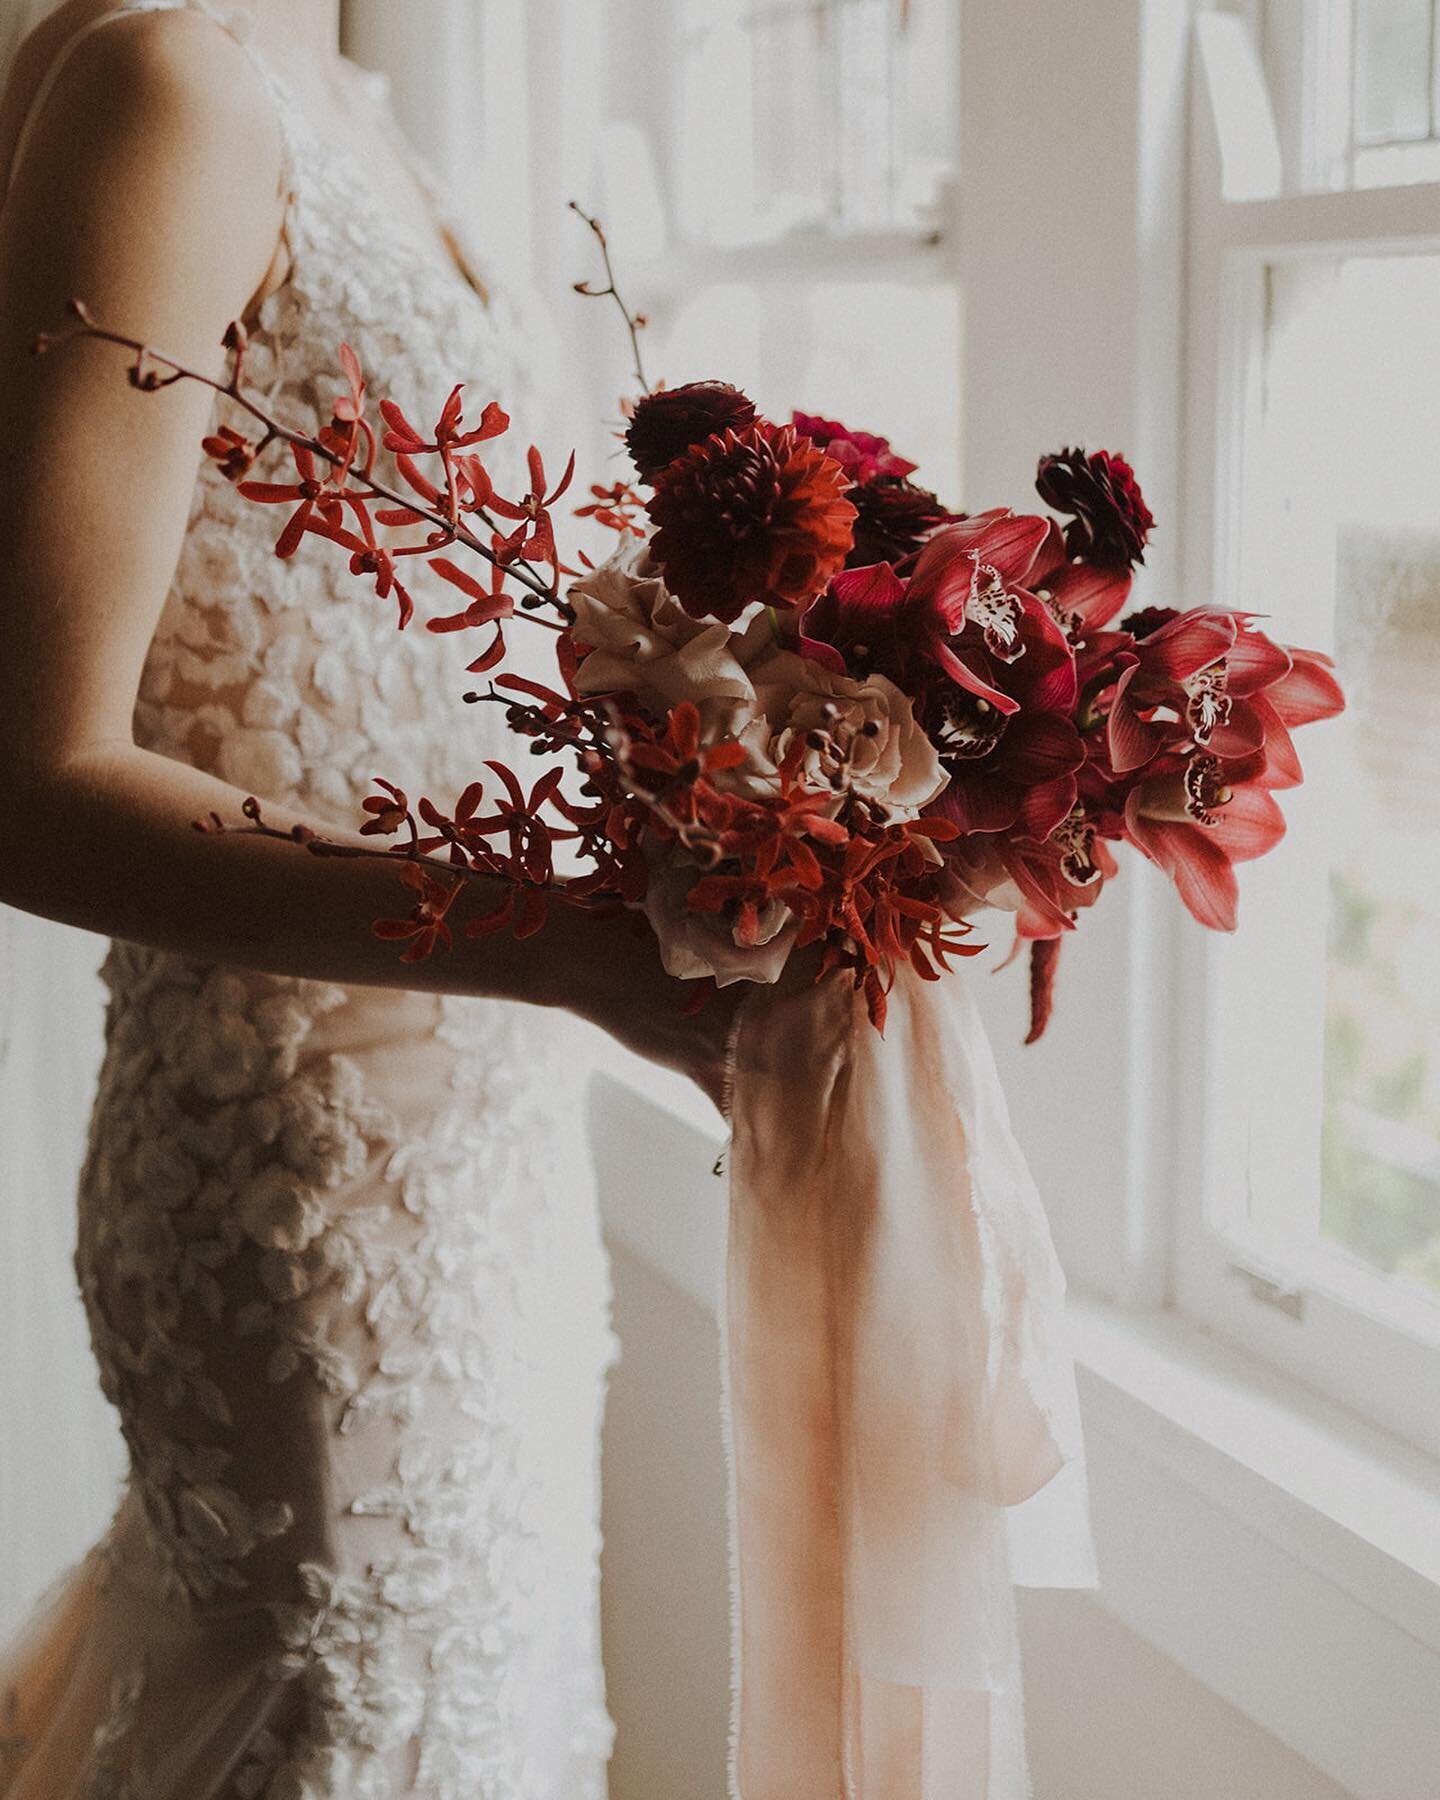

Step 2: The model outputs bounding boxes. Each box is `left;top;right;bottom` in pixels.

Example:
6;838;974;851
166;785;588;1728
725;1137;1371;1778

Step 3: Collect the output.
966;562;1027;663
1184;660;1231;745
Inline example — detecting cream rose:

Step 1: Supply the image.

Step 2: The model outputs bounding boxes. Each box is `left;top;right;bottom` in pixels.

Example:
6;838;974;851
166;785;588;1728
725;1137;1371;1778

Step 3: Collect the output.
746;649;945;818
569;539;769;759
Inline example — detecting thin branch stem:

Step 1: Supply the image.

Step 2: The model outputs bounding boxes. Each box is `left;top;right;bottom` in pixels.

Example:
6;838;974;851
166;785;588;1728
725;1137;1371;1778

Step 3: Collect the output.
569;202;651;396
37;302;572;628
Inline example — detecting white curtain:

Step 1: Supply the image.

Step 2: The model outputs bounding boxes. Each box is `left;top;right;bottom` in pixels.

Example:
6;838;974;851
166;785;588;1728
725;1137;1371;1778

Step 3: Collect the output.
0;910;122;1631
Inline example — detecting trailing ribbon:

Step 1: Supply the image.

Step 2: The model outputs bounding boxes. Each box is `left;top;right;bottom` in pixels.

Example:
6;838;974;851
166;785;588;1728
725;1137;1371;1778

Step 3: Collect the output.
722;965;1096;1799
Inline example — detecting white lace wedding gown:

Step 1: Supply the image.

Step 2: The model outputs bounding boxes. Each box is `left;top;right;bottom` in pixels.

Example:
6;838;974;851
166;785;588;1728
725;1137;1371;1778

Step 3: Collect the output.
0;6;618;1796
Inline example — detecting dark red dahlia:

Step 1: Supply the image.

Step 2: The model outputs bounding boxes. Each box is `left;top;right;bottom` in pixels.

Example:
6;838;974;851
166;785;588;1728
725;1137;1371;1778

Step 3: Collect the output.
1118;604;1180;640
625;381;759;482
1036;447;1155;570
848;476;958;567
647;423;858;623
791;411;918;484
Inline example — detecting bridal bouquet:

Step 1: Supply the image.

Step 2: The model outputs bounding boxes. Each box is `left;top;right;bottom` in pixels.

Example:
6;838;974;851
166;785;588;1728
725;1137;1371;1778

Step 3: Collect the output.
44;215;1342;1042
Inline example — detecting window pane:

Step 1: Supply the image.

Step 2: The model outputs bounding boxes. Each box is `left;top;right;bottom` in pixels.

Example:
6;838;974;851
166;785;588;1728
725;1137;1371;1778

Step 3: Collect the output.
1221;255;1440;1308
674;0;956;244
1353;0;1434;144
1261;0;1440;191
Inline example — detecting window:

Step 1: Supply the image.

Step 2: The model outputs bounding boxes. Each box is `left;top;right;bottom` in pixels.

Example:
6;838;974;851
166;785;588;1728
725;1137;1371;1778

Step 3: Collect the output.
592;0;963;524
673;0;956;244
1176;0;1440;1459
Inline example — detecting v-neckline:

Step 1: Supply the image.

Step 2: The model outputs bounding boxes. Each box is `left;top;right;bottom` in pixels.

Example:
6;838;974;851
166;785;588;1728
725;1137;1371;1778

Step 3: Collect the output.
325;57;493;312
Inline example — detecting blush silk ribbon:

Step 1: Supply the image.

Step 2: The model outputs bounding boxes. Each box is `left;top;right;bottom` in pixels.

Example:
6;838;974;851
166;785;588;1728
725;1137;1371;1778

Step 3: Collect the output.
721;965;1097;1799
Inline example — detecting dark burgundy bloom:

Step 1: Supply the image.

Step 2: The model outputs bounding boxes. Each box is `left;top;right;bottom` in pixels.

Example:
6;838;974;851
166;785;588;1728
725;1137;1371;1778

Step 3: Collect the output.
625;382;759;482
791;411;918;484
848;476;958;567
1117;603;1179;640
647;422;857;623
1036;447;1155;570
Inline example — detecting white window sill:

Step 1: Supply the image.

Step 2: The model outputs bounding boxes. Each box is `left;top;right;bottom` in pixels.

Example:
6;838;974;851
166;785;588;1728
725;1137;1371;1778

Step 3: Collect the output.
588;1064;1440;1797
1069;1297;1440;1798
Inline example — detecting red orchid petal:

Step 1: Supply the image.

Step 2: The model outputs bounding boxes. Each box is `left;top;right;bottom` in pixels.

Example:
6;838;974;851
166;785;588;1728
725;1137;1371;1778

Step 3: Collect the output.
1269;647;1345;725
932;768;1020;835
702;741;748;772
1004;711;1086;781
1014;595;1080;711
1208;783;1286;862
465;400;510;443
1028;518;1068;586
456;455;495;509
1107;662;1161;772
1016;773;1079;841
1049;559;1133;629
829;559;910;620
397;454;442;504
275;501;315;560
934;510;1050;586
1206;698;1266;759
1246;691;1304;788
1225;624;1293;694
799;633;848;675
1125;796;1240;931
463;623;507;673
237;481;304;504
514;885;548;940
380;398;427;452
668;701;702;759
438;385;465;440
430;557;513;616
1141;609;1237;680
548;450;578;503
932;640;1022;716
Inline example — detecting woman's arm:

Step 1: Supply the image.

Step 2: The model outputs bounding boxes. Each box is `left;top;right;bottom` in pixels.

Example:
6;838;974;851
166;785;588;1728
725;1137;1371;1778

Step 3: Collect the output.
0;10;738;1099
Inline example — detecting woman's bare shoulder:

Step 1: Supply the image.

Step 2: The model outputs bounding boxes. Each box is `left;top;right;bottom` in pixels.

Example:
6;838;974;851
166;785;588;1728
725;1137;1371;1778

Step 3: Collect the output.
0;1;288;368
1;0;283;199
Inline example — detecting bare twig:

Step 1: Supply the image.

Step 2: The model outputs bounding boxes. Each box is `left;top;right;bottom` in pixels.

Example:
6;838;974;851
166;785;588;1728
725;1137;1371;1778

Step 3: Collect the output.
36;300;573;627
569;202;652;396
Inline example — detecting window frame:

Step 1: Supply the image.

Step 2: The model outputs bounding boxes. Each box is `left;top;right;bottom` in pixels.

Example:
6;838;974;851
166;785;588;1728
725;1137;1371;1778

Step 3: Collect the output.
1172;0;1440;1462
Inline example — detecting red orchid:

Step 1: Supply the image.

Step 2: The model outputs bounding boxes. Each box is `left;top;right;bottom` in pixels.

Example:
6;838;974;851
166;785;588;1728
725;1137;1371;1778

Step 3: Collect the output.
380;387;510;460
307;499;417;628
488;444;577;567
201;424;258;482
1123;749;1287;931
238;442;346;559
1106;607;1344;782
424;557;515;671
1026;517;1135;631
359;778;411;838
623;700;749;795
802;511;1047;706
372;861;463;963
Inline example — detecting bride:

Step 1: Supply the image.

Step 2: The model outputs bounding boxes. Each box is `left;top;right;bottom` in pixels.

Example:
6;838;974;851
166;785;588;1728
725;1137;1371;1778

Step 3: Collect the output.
0;1;739;1793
